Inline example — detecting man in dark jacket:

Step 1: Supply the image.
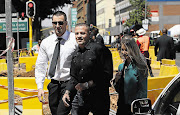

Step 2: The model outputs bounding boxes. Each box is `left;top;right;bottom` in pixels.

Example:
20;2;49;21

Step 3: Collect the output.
62;23;113;115
91;28;104;44
155;28;175;61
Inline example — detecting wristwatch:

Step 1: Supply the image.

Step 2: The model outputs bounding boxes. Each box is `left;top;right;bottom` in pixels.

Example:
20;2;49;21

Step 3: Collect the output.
84;82;89;89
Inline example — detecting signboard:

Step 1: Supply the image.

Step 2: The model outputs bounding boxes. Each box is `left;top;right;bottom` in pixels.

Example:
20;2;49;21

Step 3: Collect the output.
0;18;28;33
71;8;77;28
0;13;17;17
142;19;149;31
150;11;159;22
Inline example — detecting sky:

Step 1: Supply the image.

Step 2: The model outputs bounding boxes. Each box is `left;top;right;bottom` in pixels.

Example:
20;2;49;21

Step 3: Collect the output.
41;4;70;27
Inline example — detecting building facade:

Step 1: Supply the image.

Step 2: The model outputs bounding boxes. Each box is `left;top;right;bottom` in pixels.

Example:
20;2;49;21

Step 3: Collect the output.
76;0;88;24
114;0;180;35
96;0;116;36
147;0;180;33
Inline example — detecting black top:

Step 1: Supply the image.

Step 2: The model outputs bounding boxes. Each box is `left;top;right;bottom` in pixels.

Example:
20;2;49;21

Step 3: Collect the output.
95;34;104;44
66;39;113;92
155;34;175;61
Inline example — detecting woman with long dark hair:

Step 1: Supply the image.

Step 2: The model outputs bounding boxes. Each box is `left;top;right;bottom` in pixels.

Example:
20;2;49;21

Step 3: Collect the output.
113;35;148;115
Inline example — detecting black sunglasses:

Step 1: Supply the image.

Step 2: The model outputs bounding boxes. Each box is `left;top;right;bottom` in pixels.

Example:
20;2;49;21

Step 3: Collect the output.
52;21;64;25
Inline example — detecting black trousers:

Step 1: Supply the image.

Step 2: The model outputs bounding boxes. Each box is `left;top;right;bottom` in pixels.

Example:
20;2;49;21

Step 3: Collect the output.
116;103;132;115
71;88;110;115
47;80;73;115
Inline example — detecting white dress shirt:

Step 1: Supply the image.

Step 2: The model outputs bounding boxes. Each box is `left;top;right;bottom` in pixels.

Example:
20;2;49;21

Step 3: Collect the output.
35;30;78;89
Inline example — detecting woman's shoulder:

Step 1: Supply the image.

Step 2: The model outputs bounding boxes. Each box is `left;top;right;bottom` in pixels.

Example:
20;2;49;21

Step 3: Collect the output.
118;63;124;71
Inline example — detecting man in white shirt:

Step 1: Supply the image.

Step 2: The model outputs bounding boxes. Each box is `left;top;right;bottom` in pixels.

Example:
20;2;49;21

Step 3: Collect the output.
35;11;77;115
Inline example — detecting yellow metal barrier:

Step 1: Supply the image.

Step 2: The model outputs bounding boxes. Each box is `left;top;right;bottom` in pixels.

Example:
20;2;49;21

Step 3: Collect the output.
34;53;38;56
109;48;117;51
19;56;37;72
161;59;176;65
159;65;179;76
111;50;123;71
0;74;178;114
0;77;51;115
0;59;6;63
149;46;160;69
147;75;175;104
0;63;7;72
159;59;179;76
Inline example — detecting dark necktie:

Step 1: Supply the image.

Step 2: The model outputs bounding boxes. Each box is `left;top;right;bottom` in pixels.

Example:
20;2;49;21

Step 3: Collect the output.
49;38;62;78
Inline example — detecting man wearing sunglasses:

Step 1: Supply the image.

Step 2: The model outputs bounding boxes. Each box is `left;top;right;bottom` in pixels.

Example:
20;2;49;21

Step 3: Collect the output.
35;11;77;115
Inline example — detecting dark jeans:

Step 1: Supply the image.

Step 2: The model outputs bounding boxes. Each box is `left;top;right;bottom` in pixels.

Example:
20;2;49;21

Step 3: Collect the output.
116;103;133;115
47;80;73;115
71;89;110;115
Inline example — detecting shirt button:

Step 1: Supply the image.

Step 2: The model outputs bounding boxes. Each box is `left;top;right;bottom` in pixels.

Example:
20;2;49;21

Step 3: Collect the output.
81;68;84;71
82;77;84;79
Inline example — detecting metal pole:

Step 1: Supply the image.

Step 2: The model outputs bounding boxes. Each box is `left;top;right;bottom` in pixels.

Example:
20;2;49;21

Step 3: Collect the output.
5;0;15;114
145;0;147;19
17;12;20;69
29;0;33;51
29;17;33;51
119;9;121;33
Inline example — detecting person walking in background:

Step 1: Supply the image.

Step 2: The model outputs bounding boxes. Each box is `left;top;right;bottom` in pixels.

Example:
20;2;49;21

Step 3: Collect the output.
136;28;154;77
116;33;124;50
35;11;77;115
91;27;104;44
30;39;42;56
62;23;113;115
155;28;175;61
112;35;148;115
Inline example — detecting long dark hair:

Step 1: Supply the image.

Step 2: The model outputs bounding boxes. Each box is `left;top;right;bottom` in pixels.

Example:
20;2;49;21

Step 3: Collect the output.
120;35;148;77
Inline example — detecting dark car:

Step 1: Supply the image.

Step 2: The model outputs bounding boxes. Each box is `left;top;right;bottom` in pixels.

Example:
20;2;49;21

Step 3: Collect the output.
131;73;180;115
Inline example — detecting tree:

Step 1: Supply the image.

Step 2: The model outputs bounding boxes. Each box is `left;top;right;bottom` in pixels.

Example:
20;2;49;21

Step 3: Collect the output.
11;0;72;41
125;0;151;27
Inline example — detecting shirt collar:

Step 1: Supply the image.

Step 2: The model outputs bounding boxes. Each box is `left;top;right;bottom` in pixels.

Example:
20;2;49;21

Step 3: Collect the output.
96;33;100;37
56;30;70;41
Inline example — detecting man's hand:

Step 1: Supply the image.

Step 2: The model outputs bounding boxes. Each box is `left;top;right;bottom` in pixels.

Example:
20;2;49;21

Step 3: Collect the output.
62;90;70;107
38;89;44;103
75;82;88;92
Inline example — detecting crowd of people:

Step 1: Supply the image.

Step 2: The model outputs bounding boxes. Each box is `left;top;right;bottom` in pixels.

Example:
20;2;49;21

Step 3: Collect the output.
34;11;175;115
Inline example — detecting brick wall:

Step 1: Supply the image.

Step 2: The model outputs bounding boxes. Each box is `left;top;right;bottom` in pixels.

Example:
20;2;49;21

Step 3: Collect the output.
164;24;176;30
147;24;159;33
163;5;180;16
149;5;159;12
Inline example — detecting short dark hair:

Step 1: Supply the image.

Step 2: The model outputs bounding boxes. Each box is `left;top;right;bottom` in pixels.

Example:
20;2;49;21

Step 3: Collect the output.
52;11;67;21
162;28;167;34
94;28;99;33
75;23;90;32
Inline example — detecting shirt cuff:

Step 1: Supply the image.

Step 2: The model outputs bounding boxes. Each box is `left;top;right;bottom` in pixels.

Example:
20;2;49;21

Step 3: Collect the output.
37;83;44;90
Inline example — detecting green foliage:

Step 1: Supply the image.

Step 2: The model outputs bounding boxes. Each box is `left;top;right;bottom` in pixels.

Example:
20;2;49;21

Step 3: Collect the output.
125;0;151;27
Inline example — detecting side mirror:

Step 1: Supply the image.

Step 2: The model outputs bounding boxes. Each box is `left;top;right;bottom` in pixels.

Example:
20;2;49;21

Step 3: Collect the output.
131;98;154;115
